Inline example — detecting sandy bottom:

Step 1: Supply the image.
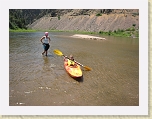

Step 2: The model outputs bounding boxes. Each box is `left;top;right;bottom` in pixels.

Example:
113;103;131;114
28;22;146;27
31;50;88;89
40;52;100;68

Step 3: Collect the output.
71;34;106;40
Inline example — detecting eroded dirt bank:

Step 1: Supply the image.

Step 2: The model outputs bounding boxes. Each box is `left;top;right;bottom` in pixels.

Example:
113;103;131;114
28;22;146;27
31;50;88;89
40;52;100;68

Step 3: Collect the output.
28;13;139;32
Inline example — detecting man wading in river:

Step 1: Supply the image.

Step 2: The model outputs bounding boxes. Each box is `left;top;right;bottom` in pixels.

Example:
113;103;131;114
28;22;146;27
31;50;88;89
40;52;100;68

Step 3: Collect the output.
40;32;51;56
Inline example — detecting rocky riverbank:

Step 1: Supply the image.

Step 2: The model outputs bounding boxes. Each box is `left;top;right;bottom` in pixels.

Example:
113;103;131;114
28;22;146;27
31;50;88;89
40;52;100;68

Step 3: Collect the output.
28;11;139;33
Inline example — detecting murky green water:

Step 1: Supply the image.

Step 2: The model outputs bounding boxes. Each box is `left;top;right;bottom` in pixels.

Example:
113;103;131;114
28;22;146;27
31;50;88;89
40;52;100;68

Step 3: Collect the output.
9;32;139;106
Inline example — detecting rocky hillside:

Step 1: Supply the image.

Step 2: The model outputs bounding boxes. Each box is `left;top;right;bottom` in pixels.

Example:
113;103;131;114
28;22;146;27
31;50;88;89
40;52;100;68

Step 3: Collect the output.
28;9;139;32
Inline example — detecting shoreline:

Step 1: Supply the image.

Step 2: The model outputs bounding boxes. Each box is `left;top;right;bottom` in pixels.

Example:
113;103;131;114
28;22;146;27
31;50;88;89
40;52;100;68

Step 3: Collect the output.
9;29;138;38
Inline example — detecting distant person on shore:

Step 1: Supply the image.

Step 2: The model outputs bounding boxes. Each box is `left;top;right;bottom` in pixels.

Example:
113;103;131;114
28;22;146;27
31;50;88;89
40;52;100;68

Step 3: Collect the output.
40;32;51;56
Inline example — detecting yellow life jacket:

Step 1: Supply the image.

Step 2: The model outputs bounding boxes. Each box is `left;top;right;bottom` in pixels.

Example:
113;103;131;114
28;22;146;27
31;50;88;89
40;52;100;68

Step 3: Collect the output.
68;59;75;66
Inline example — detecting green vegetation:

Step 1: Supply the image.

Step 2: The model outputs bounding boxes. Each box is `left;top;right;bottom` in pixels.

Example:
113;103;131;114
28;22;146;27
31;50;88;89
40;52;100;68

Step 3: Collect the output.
9;29;37;32
58;15;60;20
132;13;139;17
99;28;138;38
132;24;136;27
9;10;27;29
96;13;102;16
9;9;61;30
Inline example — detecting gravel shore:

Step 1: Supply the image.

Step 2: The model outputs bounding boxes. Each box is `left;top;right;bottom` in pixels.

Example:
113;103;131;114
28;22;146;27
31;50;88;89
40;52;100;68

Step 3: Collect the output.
71;34;106;40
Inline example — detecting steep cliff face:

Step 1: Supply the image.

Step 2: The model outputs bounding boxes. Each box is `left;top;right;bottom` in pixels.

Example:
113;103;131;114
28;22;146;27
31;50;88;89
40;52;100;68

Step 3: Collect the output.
28;9;139;32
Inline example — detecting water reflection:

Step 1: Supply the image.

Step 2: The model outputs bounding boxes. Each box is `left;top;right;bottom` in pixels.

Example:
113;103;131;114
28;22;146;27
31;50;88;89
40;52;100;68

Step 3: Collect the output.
42;56;51;71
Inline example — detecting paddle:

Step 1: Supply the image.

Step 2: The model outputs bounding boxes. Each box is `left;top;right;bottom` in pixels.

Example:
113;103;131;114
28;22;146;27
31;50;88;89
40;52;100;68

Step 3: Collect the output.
53;49;91;71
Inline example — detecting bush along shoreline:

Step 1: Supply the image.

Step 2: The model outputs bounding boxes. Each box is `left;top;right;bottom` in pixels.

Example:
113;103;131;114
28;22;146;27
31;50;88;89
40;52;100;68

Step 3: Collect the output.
99;28;139;38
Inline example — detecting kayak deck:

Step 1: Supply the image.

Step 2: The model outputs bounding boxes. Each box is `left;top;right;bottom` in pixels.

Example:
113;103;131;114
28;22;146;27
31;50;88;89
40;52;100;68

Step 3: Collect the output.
64;60;82;78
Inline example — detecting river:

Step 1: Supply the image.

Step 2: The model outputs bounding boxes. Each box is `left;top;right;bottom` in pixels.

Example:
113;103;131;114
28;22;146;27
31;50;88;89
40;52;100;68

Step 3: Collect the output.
9;31;139;106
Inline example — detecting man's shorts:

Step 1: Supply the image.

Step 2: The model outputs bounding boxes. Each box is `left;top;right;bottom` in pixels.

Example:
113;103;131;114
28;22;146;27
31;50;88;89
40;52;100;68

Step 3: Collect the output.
43;43;50;51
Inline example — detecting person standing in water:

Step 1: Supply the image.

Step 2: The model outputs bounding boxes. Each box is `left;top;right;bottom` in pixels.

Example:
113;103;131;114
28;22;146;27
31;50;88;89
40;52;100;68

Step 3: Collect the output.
40;32;51;56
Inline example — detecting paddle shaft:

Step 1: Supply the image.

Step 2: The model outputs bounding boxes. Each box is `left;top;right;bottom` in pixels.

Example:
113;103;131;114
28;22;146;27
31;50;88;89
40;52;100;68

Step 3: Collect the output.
74;60;84;67
62;54;82;65
54;49;91;70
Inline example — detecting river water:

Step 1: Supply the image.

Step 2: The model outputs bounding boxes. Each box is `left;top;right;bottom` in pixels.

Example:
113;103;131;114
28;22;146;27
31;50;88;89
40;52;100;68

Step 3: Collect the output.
9;32;139;106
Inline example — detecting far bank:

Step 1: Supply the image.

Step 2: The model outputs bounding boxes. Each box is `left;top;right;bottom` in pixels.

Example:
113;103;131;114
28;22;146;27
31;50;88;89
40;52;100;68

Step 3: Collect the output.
9;28;138;39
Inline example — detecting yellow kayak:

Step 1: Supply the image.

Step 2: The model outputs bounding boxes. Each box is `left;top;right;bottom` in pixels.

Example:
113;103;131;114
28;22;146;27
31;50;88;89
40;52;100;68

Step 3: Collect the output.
64;59;82;78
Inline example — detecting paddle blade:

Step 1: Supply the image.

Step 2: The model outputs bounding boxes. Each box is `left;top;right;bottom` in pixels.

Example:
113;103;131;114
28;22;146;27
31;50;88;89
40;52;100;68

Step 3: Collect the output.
53;49;63;56
84;66;91;71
